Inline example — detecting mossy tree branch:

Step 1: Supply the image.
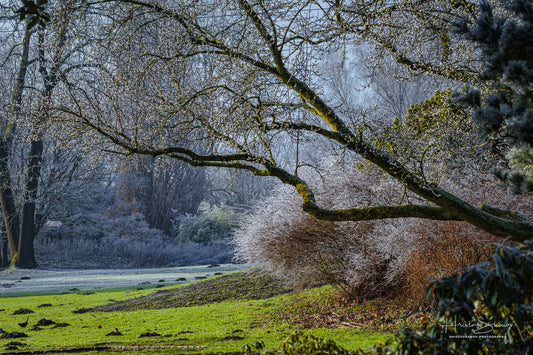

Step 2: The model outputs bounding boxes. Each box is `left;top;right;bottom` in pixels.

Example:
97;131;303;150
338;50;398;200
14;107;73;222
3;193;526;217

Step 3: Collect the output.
77;0;533;241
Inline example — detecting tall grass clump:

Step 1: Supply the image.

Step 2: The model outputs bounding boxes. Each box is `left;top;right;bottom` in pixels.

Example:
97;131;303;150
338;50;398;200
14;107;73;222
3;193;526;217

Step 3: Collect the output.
233;165;531;302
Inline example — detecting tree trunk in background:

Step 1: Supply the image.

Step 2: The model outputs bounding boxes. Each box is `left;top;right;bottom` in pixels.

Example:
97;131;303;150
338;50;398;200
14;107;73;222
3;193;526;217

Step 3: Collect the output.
14;10;65;268
0;223;7;267
16;139;44;269
0;23;32;267
0;141;21;261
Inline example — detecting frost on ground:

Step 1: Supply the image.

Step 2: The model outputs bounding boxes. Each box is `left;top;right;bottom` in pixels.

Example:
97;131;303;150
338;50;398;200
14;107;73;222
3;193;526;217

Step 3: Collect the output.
0;264;246;295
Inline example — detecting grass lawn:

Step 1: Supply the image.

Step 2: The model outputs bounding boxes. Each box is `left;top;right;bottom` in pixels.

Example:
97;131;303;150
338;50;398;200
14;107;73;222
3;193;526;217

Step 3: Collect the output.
0;272;392;354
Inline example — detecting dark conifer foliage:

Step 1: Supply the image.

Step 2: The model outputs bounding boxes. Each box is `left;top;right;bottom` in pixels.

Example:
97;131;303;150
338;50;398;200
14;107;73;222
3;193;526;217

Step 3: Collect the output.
453;0;533;194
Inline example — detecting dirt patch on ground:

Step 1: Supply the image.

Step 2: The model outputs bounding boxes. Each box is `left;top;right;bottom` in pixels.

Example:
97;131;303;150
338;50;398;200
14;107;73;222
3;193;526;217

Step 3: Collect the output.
92;271;292;312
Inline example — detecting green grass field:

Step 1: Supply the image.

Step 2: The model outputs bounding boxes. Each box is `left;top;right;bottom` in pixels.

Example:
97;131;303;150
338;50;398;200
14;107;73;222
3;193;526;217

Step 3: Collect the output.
0;272;392;354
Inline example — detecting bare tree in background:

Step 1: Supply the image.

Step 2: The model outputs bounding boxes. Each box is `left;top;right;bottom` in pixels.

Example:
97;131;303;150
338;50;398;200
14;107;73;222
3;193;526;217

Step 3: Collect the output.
0;0;100;267
114;155;207;234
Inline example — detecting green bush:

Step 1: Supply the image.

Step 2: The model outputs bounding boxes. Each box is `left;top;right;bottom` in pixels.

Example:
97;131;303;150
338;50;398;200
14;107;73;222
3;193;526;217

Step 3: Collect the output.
377;89;487;175
175;202;241;243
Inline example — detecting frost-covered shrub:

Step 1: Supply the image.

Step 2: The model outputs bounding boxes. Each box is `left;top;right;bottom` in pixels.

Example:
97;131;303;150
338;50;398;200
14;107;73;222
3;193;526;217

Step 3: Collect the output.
35;210;235;267
36;235;233;267
246;244;533;355
40;212;167;242
233;165;531;301
233;167;410;298
173;202;241;243
52;213;108;240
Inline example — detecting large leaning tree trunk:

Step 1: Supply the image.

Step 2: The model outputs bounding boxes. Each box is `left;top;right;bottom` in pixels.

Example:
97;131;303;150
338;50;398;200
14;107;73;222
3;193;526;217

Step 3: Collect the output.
56;0;533;242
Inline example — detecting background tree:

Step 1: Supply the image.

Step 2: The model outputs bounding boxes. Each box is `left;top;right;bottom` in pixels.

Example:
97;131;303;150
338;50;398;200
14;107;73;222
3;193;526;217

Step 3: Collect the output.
0;1;32;267
0;0;99;268
113;155;207;235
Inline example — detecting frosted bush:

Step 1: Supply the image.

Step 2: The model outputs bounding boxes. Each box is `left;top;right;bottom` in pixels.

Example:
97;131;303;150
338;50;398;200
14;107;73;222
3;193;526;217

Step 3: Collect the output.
233;166;410;297
233;165;531;300
35;209;235;267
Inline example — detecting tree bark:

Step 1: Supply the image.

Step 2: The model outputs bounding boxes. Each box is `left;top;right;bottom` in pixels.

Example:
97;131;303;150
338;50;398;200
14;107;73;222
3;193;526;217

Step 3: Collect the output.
3;22;36;268
0;223;8;267
16;139;44;269
0;23;32;266
14;9;66;268
0;141;21;260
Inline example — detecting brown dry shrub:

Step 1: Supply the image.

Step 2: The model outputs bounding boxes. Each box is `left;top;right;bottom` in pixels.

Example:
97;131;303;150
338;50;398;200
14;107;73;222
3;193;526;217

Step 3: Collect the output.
233;165;532;303
399;221;502;304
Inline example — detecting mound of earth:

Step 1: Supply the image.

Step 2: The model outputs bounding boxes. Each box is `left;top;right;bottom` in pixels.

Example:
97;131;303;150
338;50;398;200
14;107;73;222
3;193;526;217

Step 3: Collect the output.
92;271;291;312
